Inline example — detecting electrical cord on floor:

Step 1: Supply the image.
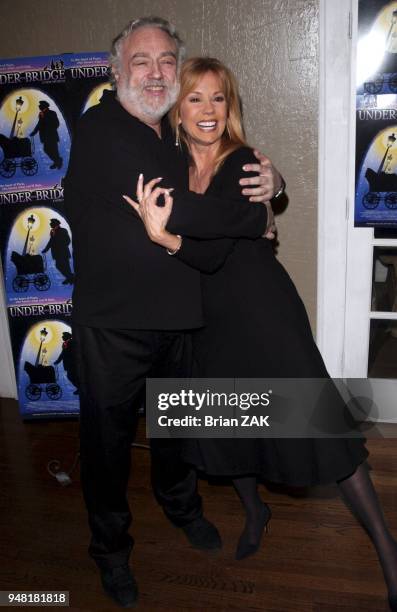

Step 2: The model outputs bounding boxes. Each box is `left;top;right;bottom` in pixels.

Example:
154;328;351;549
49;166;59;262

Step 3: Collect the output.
47;442;150;486
47;453;80;486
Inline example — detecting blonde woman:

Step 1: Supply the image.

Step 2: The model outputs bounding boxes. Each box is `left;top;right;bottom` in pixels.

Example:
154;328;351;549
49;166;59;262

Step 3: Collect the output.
124;57;397;609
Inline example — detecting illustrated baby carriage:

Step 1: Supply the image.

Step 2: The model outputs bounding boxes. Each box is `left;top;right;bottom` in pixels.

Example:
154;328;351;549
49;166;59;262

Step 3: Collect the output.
362;168;397;210
11;251;51;292
0;135;38;178
24;361;62;401
363;73;397;95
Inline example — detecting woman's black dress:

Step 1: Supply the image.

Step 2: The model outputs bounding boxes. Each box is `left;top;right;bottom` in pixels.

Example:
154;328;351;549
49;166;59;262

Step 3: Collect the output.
176;146;368;486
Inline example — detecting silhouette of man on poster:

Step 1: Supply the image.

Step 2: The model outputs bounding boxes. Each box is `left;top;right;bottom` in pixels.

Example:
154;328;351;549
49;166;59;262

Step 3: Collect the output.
54;331;79;394
42;218;74;284
30;100;63;169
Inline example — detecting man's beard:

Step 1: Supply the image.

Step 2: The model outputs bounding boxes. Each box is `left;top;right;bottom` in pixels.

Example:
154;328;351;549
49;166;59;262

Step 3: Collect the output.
117;78;179;122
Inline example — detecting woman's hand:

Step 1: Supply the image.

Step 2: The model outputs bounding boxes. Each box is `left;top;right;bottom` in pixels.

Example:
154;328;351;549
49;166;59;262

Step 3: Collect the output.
123;175;181;251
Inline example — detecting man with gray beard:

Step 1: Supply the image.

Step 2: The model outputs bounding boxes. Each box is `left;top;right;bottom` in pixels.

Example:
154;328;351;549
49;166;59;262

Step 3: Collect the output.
65;16;283;608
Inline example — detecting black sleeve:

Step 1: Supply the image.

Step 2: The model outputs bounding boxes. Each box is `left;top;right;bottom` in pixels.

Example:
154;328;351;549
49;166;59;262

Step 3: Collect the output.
167;189;266;239
173;147;263;272
175;236;236;273
167;146;267;238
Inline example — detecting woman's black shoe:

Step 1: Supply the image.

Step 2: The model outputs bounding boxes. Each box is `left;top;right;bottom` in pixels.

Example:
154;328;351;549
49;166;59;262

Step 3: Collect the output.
235;503;271;560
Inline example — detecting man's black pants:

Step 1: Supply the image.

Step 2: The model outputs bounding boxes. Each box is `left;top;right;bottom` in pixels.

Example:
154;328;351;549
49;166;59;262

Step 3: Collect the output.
74;325;202;570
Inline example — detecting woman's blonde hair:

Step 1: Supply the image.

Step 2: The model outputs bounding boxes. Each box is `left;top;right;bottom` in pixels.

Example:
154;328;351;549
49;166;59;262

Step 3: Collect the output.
169;57;247;174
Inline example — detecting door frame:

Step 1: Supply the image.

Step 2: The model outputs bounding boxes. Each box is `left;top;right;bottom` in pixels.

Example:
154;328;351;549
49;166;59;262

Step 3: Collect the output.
317;0;353;377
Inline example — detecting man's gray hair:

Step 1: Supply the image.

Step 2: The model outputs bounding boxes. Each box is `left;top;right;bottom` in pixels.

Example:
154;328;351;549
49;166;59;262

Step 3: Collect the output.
109;16;185;83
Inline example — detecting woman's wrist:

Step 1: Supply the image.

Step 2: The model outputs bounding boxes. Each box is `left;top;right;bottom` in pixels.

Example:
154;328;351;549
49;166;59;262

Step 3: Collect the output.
152;230;181;252
166;234;182;256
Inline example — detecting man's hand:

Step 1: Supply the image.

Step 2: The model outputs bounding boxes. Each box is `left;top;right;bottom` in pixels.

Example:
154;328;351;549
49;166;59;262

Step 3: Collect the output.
240;149;283;202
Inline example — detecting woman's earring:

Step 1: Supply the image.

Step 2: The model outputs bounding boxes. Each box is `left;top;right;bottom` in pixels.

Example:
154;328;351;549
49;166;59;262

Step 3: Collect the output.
175;123;181;147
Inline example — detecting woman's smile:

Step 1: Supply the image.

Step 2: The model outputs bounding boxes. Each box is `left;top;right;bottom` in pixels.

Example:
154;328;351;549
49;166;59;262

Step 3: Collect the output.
196;120;218;131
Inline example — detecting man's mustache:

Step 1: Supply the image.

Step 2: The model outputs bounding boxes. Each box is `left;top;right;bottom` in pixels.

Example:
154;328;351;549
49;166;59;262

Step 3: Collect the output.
142;80;169;88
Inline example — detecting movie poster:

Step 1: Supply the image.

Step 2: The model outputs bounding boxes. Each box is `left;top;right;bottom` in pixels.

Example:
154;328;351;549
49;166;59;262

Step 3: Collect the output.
355;0;397;227
0;52;111;418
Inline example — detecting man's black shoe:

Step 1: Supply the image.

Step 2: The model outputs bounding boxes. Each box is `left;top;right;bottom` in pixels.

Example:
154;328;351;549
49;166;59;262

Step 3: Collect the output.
181;517;222;550
100;564;138;608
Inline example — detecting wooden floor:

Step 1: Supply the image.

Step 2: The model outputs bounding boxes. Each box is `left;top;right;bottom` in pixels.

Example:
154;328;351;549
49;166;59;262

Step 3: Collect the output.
1;397;397;612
